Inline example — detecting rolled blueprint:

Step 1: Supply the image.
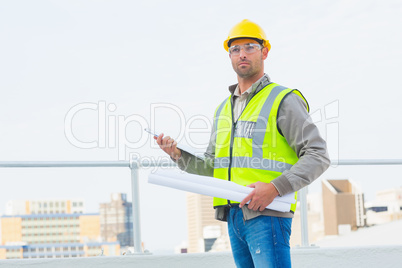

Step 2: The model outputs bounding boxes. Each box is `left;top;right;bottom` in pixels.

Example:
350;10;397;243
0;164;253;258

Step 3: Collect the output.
148;169;295;212
154;169;296;204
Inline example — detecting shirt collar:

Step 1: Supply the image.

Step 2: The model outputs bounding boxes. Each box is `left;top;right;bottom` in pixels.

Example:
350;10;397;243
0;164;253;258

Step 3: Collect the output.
233;84;253;97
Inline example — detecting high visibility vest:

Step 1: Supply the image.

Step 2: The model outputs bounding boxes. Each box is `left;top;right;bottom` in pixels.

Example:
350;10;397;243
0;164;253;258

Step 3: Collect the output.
213;82;309;212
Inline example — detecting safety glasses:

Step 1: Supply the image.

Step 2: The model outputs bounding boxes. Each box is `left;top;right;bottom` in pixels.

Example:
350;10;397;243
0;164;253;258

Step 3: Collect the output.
229;43;262;55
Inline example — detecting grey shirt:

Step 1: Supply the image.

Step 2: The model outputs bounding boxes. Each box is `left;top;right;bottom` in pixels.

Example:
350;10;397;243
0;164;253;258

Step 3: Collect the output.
175;74;330;220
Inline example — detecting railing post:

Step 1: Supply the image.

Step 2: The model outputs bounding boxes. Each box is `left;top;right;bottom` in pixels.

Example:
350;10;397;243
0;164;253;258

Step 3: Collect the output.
299;186;310;247
130;156;143;254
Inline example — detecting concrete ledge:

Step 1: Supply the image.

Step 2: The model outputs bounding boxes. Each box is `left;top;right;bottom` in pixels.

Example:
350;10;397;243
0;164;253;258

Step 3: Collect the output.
292;245;402;267
1;246;402;268
0;252;234;268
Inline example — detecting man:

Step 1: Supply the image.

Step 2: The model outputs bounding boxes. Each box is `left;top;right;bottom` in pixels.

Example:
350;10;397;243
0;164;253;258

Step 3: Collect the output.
156;19;329;267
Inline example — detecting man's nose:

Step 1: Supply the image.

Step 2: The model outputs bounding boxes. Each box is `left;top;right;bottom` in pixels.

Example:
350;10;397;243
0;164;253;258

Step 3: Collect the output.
239;47;247;58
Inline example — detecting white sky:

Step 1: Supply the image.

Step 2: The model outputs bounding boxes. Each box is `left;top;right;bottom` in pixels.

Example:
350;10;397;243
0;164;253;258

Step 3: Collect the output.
0;0;402;252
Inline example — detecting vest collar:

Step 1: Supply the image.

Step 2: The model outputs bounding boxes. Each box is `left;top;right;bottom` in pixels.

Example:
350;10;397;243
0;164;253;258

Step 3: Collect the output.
228;74;272;104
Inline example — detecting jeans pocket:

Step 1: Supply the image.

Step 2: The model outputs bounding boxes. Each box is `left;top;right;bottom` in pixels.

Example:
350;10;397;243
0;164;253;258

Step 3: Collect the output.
277;217;292;247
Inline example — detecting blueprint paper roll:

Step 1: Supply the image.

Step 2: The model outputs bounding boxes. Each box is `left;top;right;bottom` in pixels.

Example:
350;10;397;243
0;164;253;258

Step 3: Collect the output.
148;172;291;212
149;174;247;204
151;169;296;205
154;170;251;194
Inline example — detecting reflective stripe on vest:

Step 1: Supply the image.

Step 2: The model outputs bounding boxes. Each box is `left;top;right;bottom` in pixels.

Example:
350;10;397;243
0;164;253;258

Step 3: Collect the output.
212;83;309;212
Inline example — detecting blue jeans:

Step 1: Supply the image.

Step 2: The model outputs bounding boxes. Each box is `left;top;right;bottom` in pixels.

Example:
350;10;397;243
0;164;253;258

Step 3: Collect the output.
227;206;292;268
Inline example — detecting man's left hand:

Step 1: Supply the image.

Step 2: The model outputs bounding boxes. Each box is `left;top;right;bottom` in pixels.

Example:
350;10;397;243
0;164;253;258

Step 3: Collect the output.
239;182;279;212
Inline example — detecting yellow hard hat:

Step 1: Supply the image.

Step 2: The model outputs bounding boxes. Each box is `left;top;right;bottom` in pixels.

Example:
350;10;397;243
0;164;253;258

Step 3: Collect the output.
223;19;271;52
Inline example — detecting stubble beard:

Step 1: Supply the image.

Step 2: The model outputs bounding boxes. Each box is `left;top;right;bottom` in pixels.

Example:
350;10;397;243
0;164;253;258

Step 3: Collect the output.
235;65;257;78
233;57;263;79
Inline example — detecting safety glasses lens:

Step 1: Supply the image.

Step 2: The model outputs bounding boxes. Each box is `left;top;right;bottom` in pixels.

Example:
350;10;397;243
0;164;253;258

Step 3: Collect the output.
229;44;261;55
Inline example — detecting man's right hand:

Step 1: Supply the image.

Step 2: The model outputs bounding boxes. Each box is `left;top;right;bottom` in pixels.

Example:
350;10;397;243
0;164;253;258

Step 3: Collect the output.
155;133;182;161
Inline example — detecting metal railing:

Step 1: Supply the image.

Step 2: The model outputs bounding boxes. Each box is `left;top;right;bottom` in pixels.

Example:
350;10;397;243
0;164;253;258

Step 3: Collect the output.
1;158;402;253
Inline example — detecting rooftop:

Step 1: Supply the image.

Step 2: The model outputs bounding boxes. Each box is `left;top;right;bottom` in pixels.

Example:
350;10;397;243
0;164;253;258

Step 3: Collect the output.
0;246;401;268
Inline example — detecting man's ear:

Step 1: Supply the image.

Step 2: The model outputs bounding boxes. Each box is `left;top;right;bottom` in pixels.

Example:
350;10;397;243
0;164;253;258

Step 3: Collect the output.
262;47;269;60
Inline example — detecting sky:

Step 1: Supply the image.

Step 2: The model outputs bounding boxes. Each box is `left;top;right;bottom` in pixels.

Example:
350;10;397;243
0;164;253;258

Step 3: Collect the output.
0;0;402;253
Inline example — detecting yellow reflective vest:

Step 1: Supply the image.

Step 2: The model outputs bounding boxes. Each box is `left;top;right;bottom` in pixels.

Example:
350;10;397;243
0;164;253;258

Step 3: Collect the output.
213;82;309;213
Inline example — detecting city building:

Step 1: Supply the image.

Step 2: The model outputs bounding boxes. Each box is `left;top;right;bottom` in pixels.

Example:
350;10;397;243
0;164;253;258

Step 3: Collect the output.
99;193;133;247
0;212;117;259
0;241;119;259
186;193;230;253
365;187;402;225
5;199;85;215
322;179;366;235
1;213;100;245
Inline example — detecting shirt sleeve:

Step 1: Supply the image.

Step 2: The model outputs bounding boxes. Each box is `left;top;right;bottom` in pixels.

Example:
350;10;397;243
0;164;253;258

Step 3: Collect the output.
270;93;330;196
173;120;216;177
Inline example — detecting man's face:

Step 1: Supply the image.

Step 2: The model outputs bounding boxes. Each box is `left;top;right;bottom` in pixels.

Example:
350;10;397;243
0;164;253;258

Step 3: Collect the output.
229;38;268;79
